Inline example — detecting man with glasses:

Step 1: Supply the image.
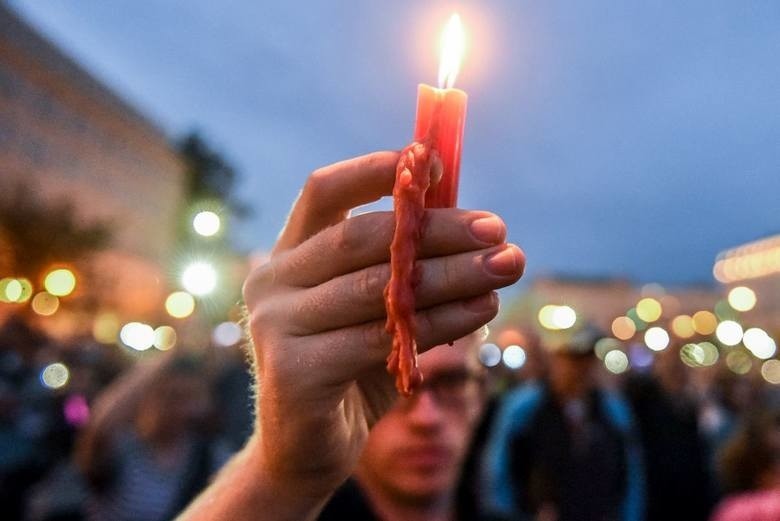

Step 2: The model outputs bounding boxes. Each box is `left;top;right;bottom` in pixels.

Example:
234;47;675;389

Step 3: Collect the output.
318;332;487;521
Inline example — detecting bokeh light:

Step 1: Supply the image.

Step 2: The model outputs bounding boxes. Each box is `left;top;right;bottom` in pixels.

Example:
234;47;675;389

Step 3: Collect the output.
31;292;59;316
604;350;629;374
552;305;577;330
671;315;696;339
64;394;90;426
40;362;69;389
611;316;636;340
726;350;752;375
212;321;243;347
628;343;654;369
181;262;217;296
479;343;501;367
727;286;756;312
595;337;622;360
742;328;777;360
165;291;196;318
193;210;221;237
93;312;120;344
636;298;662;322
119;322;155;351
692;311;718;335
538;305;576;330
681;342;719;368
3;278;22;301
44;268;76;297
626;308;647;331
715;320;743;347
0;277;32;303
714;300;738;321
502;345;526;369
761;359;780;384
644;327;670;351
153;325;177;350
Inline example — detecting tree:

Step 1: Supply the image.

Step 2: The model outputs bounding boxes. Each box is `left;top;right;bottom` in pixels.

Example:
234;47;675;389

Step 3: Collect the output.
0;183;112;280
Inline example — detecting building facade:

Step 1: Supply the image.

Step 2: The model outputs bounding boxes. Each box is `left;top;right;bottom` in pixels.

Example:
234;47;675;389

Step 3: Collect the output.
0;4;184;329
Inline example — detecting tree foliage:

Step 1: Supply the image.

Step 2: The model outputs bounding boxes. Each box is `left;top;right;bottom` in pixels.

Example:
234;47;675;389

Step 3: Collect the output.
0;183;112;279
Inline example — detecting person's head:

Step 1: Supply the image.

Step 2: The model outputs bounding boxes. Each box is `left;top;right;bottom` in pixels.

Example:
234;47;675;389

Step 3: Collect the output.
356;332;486;507
136;355;212;442
546;324;601;400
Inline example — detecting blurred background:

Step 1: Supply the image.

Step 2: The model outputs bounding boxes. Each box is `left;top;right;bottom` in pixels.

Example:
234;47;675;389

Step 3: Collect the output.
0;1;778;520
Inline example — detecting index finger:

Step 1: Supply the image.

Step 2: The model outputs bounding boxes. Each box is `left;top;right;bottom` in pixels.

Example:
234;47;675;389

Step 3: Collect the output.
273;151;400;254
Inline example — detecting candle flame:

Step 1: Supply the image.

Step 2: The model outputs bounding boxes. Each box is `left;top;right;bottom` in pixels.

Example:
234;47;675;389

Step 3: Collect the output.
438;13;465;89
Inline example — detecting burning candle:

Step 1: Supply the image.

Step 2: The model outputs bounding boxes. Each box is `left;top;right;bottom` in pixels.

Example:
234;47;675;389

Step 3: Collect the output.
414;13;468;208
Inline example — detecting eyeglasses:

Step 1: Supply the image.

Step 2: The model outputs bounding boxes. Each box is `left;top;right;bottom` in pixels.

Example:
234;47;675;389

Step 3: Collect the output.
396;368;483;411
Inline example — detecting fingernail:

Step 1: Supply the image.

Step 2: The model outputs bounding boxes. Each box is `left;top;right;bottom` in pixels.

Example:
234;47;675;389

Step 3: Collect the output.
470;215;505;245
484;245;521;276
463;292;497;312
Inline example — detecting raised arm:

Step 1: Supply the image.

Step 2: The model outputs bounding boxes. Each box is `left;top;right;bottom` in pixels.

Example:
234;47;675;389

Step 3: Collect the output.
178;150;525;520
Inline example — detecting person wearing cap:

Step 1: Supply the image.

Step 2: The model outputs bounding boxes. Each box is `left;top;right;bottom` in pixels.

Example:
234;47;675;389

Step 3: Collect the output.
480;325;645;521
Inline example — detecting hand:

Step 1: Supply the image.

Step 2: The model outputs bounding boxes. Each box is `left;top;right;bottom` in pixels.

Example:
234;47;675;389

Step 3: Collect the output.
243;150;525;500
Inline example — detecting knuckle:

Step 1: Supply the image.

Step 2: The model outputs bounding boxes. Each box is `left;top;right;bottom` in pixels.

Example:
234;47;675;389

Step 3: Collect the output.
243;261;277;303
304;167;331;200
441;255;462;289
352;264;387;301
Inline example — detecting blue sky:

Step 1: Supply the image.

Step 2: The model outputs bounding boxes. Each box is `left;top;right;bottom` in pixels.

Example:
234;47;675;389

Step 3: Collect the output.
11;1;780;289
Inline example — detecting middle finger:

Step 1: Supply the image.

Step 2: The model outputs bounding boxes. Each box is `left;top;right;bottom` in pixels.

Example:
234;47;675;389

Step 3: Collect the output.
286;243;524;335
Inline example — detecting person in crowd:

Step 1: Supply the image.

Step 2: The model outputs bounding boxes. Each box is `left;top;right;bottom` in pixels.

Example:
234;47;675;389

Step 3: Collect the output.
178;150;525;520
76;352;230;521
319;330;487;520
480;325;645;521
711;406;780;521
625;345;715;520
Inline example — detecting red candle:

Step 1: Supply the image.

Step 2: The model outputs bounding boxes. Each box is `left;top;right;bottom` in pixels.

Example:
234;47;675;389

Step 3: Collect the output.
414;14;468;208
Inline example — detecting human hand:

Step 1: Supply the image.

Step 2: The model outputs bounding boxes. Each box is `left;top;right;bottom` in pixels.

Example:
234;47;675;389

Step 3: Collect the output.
242;150;525;500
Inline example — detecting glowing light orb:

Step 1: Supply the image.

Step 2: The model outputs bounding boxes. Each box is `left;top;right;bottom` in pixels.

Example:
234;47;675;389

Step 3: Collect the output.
644;327;670;352
165;291;196;318
552;306;577;330
502;345;527;369
1;278;32;303
604;350;629;374
44;268;76;297
181;262;217;296
692;311;717;335
153;326;177;350
212;321;243;347
41;362;69;389
742;328;776;360
595;338;622;360
31;292;59;316
193;211;221;237
761;359;780;384
671;315;695;339
120;322;155;351
636;298;662;323
479;343;501;367
727;286;756;312
715;320;743;347
725;350;752;375
611;316;636;340
681;342;719;368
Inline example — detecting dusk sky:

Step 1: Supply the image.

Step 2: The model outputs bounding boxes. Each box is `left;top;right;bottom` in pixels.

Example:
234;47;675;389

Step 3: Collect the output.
11;1;780;290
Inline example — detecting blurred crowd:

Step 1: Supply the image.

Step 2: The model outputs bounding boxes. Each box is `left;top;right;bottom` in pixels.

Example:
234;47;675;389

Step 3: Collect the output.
0;315;778;521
